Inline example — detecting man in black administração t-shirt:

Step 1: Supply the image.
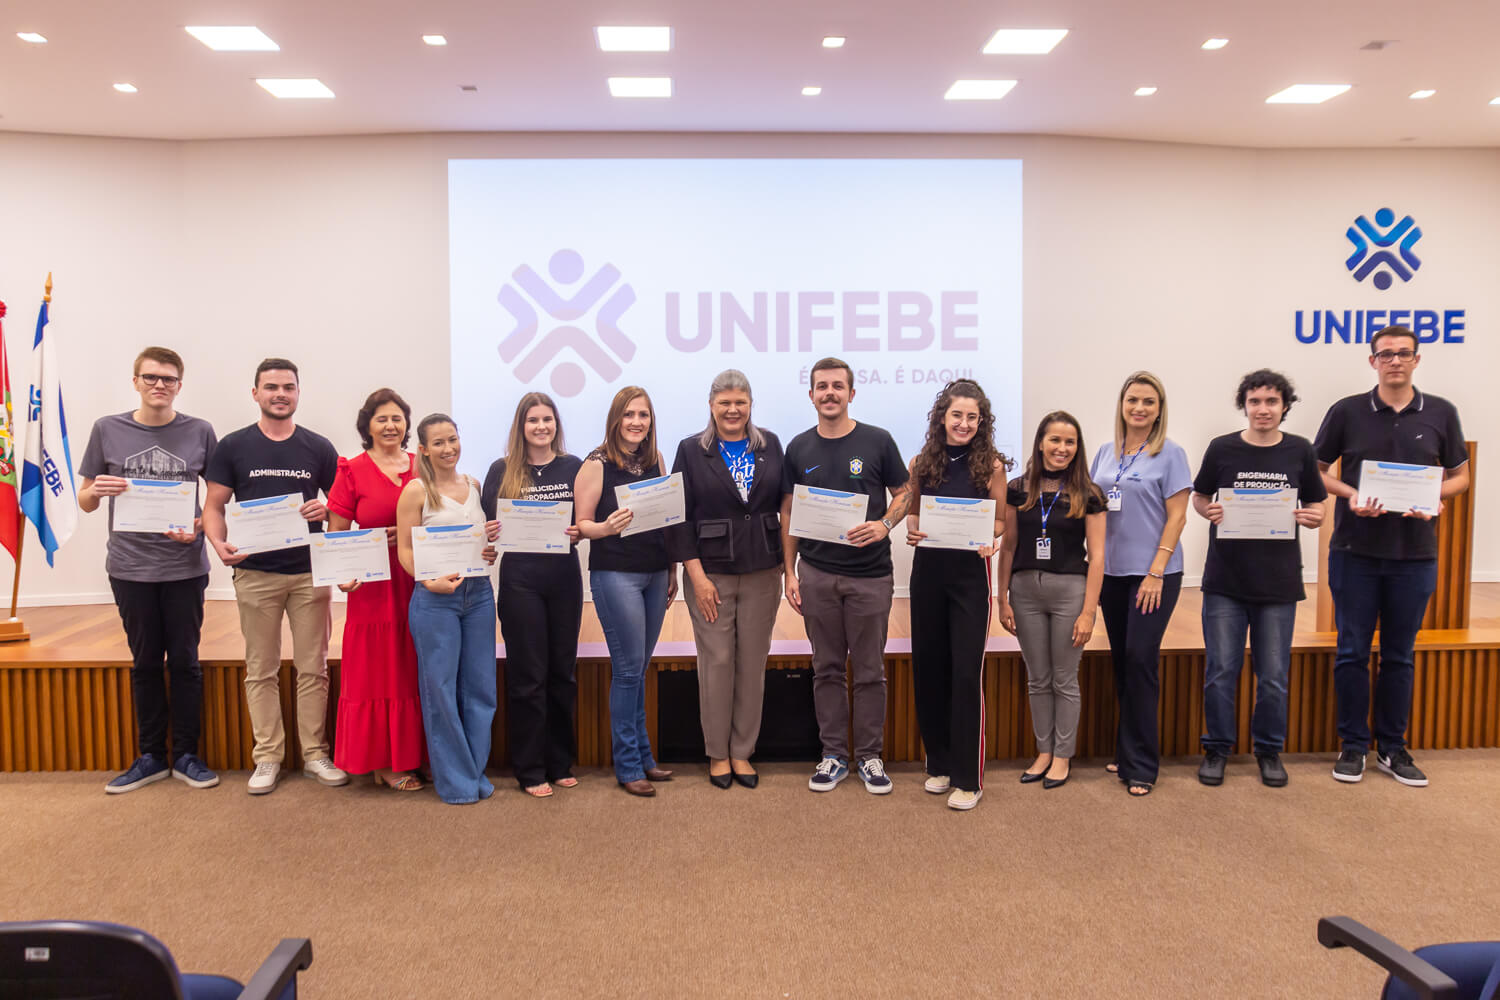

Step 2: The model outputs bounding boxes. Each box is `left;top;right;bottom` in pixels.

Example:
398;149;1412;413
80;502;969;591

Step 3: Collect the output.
780;357;910;796
1190;369;1327;789
202;358;347;796
1314;325;1469;788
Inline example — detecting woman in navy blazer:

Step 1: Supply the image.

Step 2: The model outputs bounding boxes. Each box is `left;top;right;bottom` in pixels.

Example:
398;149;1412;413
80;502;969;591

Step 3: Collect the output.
668;369;785;789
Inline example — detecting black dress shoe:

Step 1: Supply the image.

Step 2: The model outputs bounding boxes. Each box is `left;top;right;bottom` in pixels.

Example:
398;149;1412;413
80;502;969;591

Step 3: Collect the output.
644;767;674;782
732;771;759;789
1019;770;1046;784
1043;773;1069;790
709;772;733;789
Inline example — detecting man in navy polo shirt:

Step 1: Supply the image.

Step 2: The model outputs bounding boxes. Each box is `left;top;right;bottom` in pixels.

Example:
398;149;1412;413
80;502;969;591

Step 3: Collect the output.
1314;325;1469;787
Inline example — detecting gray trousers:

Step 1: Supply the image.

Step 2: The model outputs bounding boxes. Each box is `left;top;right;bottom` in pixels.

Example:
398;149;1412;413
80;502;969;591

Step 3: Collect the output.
798;561;893;762
684;566;782;760
1009;570;1085;757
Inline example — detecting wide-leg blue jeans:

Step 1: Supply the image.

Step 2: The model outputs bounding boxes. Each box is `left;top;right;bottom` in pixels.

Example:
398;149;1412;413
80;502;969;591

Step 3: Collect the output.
409;577;497;804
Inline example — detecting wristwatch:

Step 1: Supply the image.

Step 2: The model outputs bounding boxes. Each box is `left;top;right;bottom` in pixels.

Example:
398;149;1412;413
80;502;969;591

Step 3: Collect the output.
880;518;894;531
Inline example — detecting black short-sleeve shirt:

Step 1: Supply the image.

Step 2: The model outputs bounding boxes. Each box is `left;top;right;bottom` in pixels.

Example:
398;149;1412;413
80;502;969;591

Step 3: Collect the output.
1006;478;1105;577
1192;432;1327;603
1313;387;1467;561
205;424;339;574
783;422;908;578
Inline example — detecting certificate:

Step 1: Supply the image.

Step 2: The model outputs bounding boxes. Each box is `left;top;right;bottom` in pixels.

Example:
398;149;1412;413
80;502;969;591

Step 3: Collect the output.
309;529;392;587
1356;461;1442;516
495;499;574;554
789;485;867;546
411;524;490;580
915;495;996;550
112;478;196;534
1217;488;1298;540
227;494;310;554
614;472;686;538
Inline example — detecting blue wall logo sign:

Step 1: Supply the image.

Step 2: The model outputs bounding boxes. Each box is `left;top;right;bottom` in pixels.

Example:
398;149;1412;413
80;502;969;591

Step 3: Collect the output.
1345;208;1422;290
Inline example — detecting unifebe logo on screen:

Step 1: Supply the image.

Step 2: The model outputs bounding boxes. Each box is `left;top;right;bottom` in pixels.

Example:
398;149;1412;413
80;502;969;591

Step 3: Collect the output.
1344;207;1422;291
495;248;637;398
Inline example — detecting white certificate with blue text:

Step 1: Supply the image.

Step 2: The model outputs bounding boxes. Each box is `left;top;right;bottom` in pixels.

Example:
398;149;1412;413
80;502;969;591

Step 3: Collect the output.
411;524;490;580
112;478;197;534
915;495;995;550
227;494;310;554
309;529;392;587
1356;461;1442;516
789;485;867;546
1216;488;1298;540
614;473;686;537
495;499;573;554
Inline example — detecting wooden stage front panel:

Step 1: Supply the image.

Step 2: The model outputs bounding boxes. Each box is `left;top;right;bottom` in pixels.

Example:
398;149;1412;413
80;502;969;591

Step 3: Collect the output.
4;590;1500;772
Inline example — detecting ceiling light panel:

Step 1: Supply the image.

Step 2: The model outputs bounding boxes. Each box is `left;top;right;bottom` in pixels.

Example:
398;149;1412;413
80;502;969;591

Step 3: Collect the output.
944;79;1017;101
822;36;845;48
185;26;279;51
17;31;47;43
1201;38;1229;50
256;78;335;99
1408;90;1435;100
1134;87;1158;96
595;26;672;52
113;83;138;93
1265;84;1350;104
802;86;822;96
981;29;1068;55
422;35;447;46
608;76;672;98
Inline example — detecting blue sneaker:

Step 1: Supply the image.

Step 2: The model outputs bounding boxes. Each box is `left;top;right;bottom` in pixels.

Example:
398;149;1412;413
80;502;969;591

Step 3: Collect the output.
808;756;848;792
172;753;220;789
105;754;169;794
858;757;893;795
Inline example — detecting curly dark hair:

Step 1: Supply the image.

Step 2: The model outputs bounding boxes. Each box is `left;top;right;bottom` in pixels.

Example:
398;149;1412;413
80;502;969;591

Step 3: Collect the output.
356;387;412;449
911;379;1012;494
1234;369;1298;422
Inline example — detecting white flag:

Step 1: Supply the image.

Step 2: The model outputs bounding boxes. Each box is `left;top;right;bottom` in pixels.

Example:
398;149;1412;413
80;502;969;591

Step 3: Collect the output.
20;297;78;565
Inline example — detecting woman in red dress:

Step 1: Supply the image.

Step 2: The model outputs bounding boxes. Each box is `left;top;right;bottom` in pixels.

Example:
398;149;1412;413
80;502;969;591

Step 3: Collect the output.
328;388;426;790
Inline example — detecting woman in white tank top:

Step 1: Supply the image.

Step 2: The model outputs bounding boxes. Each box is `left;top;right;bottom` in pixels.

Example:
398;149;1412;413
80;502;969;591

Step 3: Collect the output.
396;413;500;805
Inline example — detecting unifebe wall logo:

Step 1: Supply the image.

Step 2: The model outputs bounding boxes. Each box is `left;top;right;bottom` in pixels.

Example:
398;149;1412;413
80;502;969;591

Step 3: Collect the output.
495;249;636;398
1344;208;1422;290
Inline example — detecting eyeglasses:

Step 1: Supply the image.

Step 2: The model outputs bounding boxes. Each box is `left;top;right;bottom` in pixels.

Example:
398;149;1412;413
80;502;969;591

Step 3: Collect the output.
137;373;181;387
1373;350;1417;364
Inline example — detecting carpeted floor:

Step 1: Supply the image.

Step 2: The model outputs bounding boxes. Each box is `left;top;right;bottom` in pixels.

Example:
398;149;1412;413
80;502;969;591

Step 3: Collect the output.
3;751;1497;998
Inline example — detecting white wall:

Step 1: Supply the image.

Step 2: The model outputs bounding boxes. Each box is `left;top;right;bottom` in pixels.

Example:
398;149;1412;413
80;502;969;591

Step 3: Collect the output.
0;130;1492;604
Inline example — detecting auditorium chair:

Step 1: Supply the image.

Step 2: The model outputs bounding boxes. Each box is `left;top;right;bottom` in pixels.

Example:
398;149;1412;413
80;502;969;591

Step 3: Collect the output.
1319;916;1500;1000
0;921;312;999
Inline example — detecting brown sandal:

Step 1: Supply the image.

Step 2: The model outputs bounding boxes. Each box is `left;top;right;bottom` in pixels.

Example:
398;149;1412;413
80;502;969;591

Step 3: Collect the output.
374;771;424;792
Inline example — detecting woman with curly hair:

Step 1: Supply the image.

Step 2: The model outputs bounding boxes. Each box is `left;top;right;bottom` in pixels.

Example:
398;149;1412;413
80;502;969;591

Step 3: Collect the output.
903;379;1009;811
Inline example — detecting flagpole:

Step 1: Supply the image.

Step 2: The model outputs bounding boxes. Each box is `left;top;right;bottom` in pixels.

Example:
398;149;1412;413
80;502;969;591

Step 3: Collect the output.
0;277;45;642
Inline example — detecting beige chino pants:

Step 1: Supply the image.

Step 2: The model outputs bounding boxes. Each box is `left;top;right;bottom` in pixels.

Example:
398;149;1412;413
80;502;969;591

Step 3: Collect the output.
232;569;333;764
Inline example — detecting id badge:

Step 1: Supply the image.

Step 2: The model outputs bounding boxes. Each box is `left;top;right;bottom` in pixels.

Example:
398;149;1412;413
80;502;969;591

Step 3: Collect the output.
1035;537;1052;560
1106;487;1123;512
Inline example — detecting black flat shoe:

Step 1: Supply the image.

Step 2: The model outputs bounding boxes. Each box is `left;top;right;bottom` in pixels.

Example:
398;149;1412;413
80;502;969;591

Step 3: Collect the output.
709;772;733;789
1043;773;1069;790
1019;770;1046;784
732;771;758;789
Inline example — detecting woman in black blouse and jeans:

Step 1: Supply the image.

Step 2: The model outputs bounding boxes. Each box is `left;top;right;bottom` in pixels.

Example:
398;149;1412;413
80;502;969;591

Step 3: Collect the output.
997;411;1107;789
669;370;784;789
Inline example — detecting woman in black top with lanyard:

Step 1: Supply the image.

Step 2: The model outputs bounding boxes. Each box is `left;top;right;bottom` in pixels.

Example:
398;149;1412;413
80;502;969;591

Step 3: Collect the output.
668;370;784;789
997;411;1107;790
481;391;583;799
576;386;679;797
904;380;1008;811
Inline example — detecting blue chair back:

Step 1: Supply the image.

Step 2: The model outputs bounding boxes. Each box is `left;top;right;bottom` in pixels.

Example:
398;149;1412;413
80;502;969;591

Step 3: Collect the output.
0;920;186;999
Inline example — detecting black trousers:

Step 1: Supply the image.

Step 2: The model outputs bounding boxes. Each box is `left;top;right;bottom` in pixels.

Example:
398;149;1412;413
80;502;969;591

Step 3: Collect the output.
909;549;990;792
1099;573;1182;786
109;574;209;761
497;553;583;786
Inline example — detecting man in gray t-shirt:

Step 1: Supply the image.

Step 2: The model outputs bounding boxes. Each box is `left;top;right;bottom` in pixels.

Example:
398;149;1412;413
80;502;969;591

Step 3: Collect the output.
78;347;218;794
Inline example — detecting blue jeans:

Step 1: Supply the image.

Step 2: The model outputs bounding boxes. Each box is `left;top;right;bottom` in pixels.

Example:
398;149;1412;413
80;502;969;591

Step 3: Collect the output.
1328;550;1437;754
409;577;497;804
590;569;668;783
1200;593;1296;755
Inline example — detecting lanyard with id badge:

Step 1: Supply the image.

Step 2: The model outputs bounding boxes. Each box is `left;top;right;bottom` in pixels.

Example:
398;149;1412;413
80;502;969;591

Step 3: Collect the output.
1107;445;1146;512
1035;489;1063;560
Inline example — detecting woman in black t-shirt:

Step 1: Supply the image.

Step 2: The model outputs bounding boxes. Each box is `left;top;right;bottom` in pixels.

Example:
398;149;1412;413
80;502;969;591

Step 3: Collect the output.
997;411;1106;789
575;386;679;797
481;392;584;798
904;380;1008;811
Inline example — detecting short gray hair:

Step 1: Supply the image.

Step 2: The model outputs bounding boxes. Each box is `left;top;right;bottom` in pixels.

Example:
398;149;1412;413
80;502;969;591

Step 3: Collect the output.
697;369;766;451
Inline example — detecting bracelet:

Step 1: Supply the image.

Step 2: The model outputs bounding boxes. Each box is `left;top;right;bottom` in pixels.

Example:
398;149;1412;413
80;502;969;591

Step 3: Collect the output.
1157;545;1174;553
1147;571;1164;579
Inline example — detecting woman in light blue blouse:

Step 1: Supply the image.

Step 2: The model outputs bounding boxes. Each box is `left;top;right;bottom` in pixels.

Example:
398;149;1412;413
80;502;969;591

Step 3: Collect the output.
1089;371;1191;797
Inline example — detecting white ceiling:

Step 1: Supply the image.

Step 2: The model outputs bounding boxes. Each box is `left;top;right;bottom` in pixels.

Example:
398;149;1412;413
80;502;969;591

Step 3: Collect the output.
3;0;1499;147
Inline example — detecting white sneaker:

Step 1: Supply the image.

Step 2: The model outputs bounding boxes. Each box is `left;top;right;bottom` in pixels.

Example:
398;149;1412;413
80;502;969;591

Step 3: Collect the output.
303;757;349;787
923;775;951;794
947;788;982;811
247;761;281;795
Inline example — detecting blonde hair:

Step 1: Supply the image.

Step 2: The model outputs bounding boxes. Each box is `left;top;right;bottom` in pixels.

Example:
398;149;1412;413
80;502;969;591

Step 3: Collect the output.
499;392;566;500
415;413;457;510
1113;371;1169;457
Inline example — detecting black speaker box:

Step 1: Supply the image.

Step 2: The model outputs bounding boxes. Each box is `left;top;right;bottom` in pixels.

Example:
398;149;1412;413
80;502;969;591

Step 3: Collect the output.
655;667;822;763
